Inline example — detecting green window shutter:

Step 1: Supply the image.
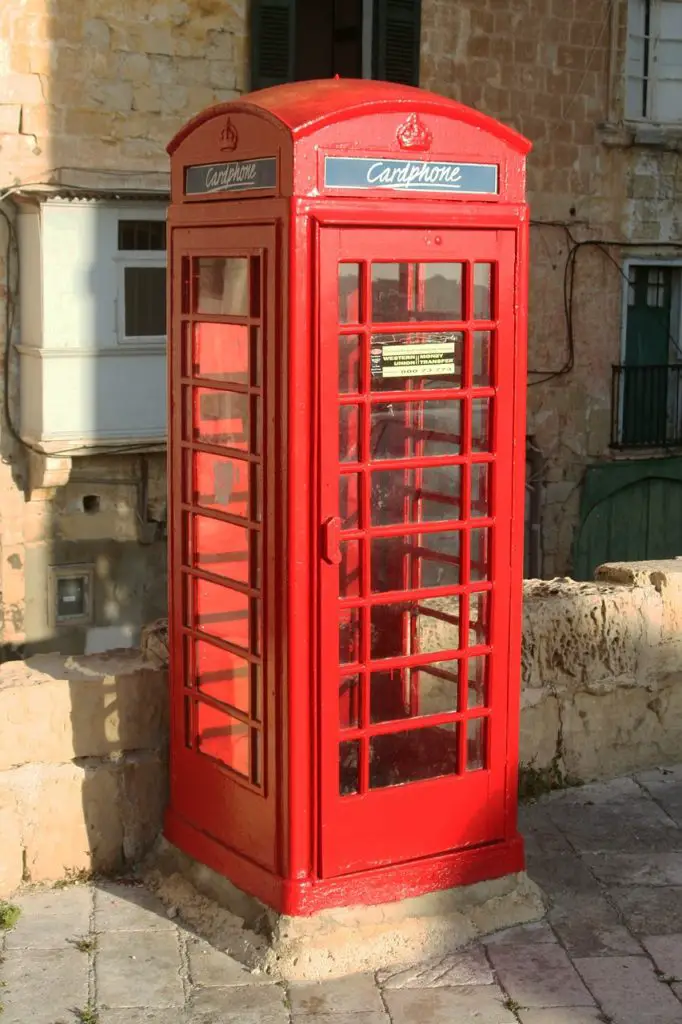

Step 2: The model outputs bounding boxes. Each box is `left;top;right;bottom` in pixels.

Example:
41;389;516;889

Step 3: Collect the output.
373;0;421;86
250;0;296;91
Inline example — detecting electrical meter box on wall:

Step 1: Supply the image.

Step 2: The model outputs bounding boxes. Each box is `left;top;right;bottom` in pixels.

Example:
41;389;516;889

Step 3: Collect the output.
165;79;531;915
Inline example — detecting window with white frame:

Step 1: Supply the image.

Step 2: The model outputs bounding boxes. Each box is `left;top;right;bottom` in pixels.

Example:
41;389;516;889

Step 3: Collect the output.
626;0;682;123
116;218;167;344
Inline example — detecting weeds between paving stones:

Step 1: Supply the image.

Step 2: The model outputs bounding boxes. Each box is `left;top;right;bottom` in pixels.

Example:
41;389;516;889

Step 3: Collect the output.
0;903;20;931
75;1006;99;1024
71;936;97;953
503;996;522;1015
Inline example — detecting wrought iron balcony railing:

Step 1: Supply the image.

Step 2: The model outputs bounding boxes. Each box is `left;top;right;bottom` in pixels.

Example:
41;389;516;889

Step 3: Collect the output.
611;364;682;449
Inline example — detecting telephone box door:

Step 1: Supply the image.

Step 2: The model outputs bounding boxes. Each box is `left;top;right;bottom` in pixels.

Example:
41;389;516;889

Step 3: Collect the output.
318;226;518;877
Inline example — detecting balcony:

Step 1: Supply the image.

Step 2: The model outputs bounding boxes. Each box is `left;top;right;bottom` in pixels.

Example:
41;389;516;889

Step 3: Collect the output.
611;364;682;449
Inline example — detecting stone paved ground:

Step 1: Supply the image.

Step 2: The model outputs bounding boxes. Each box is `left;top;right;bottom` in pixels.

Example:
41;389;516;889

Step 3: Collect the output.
5;767;682;1023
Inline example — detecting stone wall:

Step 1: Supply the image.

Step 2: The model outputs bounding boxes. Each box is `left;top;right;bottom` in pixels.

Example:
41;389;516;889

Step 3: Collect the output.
2;560;682;897
0;649;167;895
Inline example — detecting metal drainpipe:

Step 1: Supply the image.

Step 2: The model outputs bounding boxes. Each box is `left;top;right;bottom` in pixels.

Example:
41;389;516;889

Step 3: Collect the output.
525;435;544;579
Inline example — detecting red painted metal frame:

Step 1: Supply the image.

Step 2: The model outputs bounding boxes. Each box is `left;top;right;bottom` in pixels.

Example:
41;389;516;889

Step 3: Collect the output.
165;80;530;916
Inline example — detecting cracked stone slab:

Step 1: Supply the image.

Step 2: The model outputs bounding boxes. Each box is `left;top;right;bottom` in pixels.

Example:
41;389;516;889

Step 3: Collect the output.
187;937;273;987
289;973;385;1014
574;955;682;1024
609;885;682;936
486;921;559;947
97;930;184;1008
642;935;682;980
4;885;93;949
487;942;595;1008
189;984;289;1022
0;947;88;1024
383;984;517;1024
584;852;682;888
548;894;643;958
377;946;494;988
635;767;682;825
517;1010;607;1024
95;882;177;931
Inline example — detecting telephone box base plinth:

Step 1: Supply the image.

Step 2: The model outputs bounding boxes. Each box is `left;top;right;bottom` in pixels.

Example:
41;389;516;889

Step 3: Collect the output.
164;805;537;909
150;826;545;981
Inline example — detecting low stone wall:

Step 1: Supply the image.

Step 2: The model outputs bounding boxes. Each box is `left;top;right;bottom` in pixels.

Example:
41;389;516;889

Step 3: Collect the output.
521;559;682;782
0;651;167;895
3;560;682;898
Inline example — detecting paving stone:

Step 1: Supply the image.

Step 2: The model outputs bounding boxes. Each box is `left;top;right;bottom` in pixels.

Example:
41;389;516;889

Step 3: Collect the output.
383;985;516;1023
95;881;177;931
517;1010;607;1024
545;792;682;854
635;767;682;825
377;946;494;987
609;886;682;936
487;942;595;1008
189;984;289;1022
187;937;273;987
4;884;93;949
486;921;559;946
0;947;88;1024
97;929;184;1008
584;852;682;887
549;894;643;957
642;934;682;980
525;850;603;903
290;1016;389;1024
574;955;682;1024
290;972;385;1014
101;1012;187;1023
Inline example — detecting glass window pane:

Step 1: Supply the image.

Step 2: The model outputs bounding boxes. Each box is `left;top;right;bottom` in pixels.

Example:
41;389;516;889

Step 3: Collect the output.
339;263;361;324
340;473;360;529
193;388;249;450
339;674;360;729
340;540;362;598
370;400;462;460
194;256;248;315
340;405;360;462
472;331;492;387
124;266;166;337
468;655;488;708
193;514;252;586
195;638;249;713
188;452;251;519
250;256;261;318
369;722;459;789
472;398;491;453
192;577;250;650
372;263;409;322
340;606;361;664
370;467;462;526
118;219;166;251
370;332;463;392
470;463;490;518
473;263;492;320
421;263;463;320
470;528;490;582
421;465;462;522
370;660;460;724
370;597;461;661
192;323;248;383
340;739;360;795
468;591;490;646
466;717;487;771
196;701;249;776
339;334;361;393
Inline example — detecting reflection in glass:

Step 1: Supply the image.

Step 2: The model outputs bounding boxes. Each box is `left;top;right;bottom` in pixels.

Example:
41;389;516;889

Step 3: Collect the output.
188;451;250;519
422;263;463;320
470;463;490;518
370;466;461;527
339;405;360;462
472;331;492;387
193;577;250;649
194;257;248;316
339;674;360;729
420;530;462;588
196;702;249;776
473;263;492;320
369;722;459;788
339;334;360;393
193;388;249;450
370;597;461;661
472;398;491;453
421;464;462;522
340;607;361;664
369;660;460;724
193;514;251;585
339;264;361;323
340;540;361;598
468;655;488;708
372;263;407;322
467;717;487;771
370;400;462;460
371;264;465;323
469;591;489;646
340;739;360;795
470;528;490;582
340;474;360;529
193;323;249;382
195;638;249;713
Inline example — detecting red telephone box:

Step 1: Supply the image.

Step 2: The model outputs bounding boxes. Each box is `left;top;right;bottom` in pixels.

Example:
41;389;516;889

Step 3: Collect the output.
165;80;531;916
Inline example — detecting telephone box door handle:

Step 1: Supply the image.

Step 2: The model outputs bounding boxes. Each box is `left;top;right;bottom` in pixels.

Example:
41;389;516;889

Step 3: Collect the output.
322;516;342;565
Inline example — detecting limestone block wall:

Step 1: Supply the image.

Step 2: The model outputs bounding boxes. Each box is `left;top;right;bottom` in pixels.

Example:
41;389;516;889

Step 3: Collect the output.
0;650;167;895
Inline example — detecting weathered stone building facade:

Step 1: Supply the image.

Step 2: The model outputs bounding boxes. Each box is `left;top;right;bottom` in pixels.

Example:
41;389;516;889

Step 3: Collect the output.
1;0;681;651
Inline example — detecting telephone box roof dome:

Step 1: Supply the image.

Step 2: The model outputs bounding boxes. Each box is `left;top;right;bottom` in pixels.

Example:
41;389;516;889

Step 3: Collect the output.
167;78;531;157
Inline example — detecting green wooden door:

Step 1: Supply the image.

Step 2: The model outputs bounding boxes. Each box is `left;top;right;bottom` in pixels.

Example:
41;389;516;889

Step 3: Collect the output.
574;459;682;580
622;266;672;446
